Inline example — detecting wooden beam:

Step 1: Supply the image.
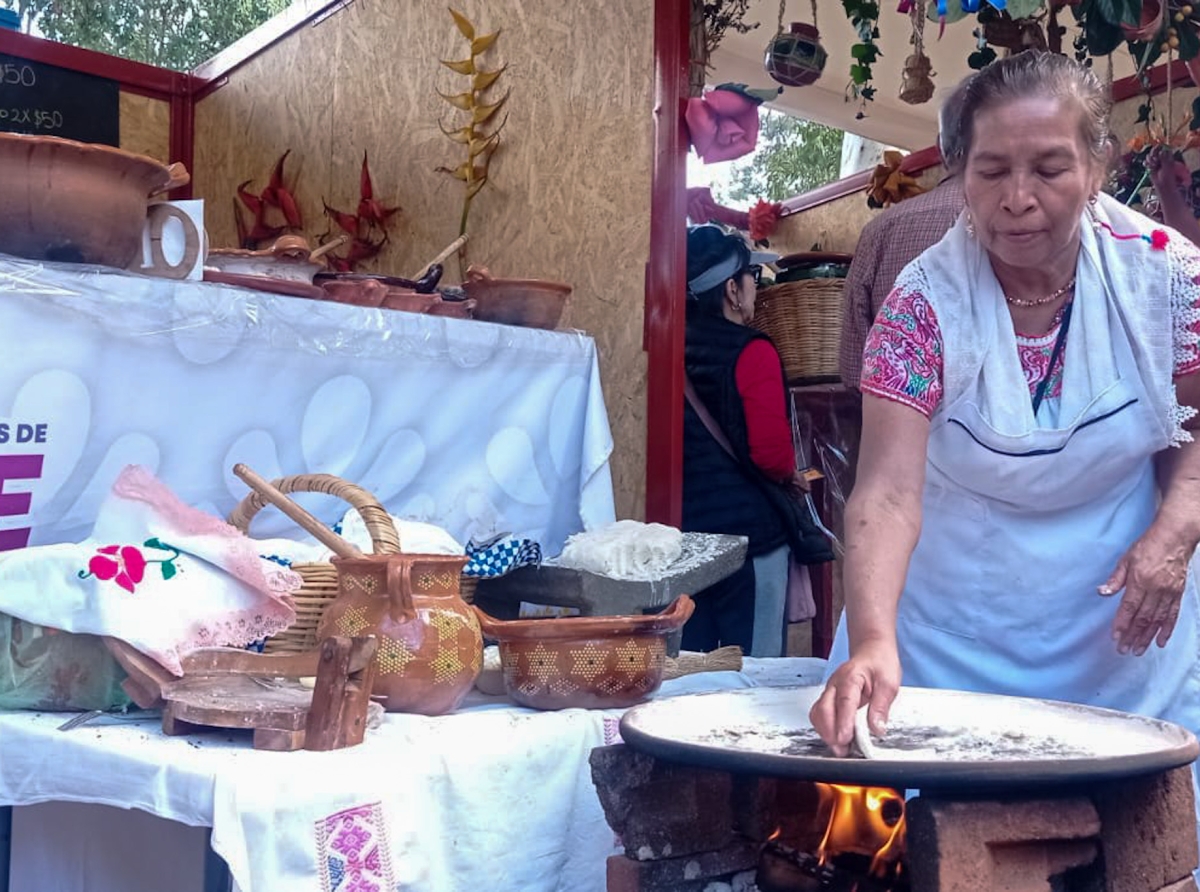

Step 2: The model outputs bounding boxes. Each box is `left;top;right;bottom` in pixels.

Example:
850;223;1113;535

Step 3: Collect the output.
644;0;690;526
192;0;353;99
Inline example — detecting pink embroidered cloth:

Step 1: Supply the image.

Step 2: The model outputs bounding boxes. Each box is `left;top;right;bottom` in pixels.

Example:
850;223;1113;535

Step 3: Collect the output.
0;465;299;674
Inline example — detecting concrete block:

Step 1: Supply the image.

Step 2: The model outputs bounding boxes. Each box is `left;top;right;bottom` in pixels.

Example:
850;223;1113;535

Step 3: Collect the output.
906;796;1100;892
1091;767;1200;892
591;744;735;860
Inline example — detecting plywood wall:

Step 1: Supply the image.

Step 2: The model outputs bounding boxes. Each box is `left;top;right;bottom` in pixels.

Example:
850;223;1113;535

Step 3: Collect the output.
193;0;654;520
119;92;170;162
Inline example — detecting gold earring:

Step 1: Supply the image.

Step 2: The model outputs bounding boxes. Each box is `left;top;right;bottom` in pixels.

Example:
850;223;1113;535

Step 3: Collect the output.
965;212;976;238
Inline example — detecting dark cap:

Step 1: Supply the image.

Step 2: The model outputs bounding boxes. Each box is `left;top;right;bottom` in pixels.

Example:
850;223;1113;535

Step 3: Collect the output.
686;225;779;296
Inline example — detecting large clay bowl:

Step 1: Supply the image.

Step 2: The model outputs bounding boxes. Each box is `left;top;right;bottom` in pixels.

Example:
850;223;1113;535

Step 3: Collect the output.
472;595;694;710
462;265;572;330
0;133;178;268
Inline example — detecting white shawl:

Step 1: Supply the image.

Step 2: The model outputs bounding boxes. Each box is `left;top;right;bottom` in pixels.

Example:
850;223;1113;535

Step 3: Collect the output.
893;191;1200;446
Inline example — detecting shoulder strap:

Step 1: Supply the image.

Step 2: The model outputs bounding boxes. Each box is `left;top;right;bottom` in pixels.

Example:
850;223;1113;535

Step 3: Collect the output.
683;374;737;460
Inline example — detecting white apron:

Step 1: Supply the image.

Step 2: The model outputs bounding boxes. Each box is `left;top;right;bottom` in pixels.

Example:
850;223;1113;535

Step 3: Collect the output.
829;196;1200;739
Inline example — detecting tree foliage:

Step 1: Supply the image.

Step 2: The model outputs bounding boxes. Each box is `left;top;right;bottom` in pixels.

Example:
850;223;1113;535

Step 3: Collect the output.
0;0;292;71
713;109;844;205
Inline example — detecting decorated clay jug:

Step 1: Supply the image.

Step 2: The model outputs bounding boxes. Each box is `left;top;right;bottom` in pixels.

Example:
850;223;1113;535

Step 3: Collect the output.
319;553;481;715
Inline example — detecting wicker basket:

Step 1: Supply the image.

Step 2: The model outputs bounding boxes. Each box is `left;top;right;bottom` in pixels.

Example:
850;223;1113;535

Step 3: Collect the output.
227;474;400;654
751;277;845;383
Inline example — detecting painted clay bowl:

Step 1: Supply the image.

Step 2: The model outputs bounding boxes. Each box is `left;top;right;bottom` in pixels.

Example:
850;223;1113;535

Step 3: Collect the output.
462;265;572;330
472;595;694;710
0;133;185;268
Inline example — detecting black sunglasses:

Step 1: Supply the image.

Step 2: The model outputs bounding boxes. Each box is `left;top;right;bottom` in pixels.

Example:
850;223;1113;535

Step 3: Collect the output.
745;264;762;287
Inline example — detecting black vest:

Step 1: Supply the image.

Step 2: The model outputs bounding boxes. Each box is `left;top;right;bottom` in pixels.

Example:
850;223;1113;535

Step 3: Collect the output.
682;309;787;556
682;308;834;564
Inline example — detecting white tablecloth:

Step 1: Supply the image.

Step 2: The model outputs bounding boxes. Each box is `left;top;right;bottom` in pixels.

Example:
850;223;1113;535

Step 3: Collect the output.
0;255;615;553
0;659;827;892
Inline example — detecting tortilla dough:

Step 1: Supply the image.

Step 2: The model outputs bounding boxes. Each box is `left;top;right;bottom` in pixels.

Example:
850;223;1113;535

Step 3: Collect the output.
854;705;881;759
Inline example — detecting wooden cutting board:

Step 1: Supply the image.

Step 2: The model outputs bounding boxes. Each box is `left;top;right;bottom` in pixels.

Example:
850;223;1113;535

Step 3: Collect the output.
104;636;377;752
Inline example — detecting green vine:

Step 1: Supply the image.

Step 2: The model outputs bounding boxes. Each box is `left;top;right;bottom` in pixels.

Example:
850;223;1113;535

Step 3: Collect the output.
435;7;508;279
842;0;880;116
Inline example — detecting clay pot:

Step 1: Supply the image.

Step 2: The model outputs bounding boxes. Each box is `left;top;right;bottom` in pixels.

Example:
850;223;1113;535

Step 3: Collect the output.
0;133;185;268
462;265;572;329
764;23;828;88
205;235;326;284
380;289;440;313
316;275;388;308
319;553;481;715
473;595;695;710
1122;0;1163;41
427;297;477;319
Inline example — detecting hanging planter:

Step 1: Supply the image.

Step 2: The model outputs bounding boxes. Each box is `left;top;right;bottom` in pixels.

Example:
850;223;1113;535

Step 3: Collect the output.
765;0;828;87
900;53;935;104
899;2;935;105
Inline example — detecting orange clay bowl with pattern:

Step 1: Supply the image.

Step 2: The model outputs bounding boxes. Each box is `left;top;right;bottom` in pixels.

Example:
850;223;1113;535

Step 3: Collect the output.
472;595;694;710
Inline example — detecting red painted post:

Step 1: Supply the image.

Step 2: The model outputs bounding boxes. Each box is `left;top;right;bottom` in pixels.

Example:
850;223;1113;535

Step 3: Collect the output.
168;75;196;199
644;0;689;526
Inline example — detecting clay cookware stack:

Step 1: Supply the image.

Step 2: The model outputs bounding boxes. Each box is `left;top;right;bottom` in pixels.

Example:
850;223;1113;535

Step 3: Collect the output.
314;270;477;318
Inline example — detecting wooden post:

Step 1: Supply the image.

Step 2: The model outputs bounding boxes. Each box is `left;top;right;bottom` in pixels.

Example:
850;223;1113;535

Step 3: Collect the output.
304;636;378;752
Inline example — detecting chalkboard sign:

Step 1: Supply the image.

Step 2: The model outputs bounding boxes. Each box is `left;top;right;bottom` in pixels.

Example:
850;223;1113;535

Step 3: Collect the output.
0;53;119;146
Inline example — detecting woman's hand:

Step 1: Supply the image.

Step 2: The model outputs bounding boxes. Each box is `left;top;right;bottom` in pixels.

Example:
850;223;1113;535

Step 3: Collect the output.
809;638;902;757
1100;524;1193;655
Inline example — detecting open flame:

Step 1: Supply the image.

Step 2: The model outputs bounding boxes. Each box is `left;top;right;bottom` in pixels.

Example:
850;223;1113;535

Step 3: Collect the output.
815;783;906;879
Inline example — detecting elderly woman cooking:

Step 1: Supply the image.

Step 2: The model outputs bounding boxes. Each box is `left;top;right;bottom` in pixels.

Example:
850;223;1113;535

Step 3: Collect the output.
811;51;1200;767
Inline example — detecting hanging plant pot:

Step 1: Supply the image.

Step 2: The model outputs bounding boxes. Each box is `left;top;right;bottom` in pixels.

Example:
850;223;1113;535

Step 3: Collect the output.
1121;0;1163;41
765;22;828;87
899;53;936;105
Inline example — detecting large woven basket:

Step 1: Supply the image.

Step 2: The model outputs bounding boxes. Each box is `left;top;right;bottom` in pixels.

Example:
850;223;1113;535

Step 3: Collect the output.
752;278;845;383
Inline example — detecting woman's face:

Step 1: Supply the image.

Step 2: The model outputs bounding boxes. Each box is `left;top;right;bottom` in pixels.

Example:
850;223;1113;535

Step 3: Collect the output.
963;96;1105;275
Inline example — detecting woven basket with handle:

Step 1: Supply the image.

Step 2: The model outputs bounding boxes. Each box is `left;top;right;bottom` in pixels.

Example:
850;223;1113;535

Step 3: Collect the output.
227;473;400;654
751;278;845;383
227;474;481;654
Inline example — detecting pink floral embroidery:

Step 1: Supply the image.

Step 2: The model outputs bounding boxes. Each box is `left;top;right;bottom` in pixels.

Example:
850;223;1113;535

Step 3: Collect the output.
861;288;944;418
78;538;182;594
85;545;146;593
316;802;394;892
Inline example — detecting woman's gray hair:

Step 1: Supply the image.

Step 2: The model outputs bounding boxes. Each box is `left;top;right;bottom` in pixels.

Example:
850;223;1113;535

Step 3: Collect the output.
943;51;1112;173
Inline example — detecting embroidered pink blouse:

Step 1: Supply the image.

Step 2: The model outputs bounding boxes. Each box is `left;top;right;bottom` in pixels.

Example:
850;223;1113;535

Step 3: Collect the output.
861;288;1200;418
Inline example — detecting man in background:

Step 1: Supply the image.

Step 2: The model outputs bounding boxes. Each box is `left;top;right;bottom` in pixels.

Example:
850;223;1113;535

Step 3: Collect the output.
837;84;969;389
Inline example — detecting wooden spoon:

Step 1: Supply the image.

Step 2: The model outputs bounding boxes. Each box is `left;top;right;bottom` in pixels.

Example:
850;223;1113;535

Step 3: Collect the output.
309;234;349;264
410;234;468;281
233;463;363;559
